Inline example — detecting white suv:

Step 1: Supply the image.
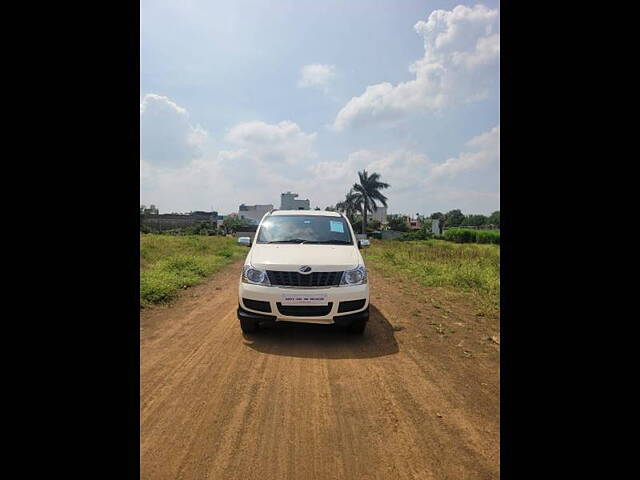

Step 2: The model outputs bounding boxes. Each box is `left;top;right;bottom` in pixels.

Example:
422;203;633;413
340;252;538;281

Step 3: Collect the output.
237;210;370;334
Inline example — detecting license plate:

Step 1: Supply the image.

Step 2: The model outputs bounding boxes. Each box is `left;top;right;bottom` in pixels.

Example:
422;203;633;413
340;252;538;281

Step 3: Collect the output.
281;293;328;305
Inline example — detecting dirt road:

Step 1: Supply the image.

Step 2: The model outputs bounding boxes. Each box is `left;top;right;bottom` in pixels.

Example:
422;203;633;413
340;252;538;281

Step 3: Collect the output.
141;259;500;479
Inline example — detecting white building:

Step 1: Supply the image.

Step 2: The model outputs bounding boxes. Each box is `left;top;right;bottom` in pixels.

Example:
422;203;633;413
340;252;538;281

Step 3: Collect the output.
280;192;310;210
370;206;388;224
238;204;273;224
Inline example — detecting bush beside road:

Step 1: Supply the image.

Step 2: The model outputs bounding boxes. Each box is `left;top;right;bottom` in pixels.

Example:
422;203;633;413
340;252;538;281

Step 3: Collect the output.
140;234;246;308
444;228;500;244
139;234;499;315
363;239;500;316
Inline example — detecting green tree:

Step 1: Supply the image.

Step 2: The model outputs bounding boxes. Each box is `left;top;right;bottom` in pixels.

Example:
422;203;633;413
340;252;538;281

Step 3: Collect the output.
352;170;390;235
488;210;500;228
350;214;363;232
461;214;488;227
336;189;363;220
222;215;251;234
444;209;465;228
367;220;382;233
388;216;409;232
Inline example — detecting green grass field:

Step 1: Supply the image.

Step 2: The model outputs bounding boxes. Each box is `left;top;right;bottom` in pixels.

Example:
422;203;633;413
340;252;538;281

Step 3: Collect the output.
140;234;247;308
363;239;500;316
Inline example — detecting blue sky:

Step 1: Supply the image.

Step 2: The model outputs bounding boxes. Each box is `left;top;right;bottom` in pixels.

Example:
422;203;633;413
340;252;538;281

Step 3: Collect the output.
141;0;500;216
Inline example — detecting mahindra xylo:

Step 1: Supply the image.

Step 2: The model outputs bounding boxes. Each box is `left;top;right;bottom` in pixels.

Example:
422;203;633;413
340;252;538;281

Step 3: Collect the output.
236;209;370;334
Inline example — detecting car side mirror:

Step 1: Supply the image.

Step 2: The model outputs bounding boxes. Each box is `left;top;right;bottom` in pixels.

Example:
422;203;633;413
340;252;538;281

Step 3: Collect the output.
358;239;370;249
238;237;251;247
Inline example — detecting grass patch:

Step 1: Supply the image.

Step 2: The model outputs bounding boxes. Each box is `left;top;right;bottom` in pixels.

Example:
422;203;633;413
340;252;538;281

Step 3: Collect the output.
363;239;499;316
140;234;246;308
443;228;500;244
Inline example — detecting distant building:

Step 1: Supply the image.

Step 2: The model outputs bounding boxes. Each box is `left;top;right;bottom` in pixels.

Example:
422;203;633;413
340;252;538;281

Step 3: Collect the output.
238;204;274;224
280;192;310;210
140;204;159;215
370;206;388;224
431;219;441;235
407;216;421;230
385;213;422;230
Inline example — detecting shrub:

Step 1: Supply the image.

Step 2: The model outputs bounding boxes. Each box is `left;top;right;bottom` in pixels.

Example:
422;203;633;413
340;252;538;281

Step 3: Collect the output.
139;221;219;236
362;238;500;316
444;228;476;243
398;225;434;241
444;228;499;244
387;216;409;232
140;235;245;307
476;230;500;244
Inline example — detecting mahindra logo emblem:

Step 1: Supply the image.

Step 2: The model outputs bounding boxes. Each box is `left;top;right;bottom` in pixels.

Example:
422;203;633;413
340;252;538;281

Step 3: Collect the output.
299;265;312;274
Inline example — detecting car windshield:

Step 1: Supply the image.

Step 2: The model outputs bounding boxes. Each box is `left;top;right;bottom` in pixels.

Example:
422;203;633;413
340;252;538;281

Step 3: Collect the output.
257;215;353;245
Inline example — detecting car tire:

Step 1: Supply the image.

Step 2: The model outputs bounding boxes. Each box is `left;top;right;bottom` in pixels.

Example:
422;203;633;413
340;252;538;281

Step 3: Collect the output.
240;317;259;334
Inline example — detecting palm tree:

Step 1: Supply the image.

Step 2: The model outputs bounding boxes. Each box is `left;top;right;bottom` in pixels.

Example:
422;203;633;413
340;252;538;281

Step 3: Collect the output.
336;189;363;220
352;170;390;234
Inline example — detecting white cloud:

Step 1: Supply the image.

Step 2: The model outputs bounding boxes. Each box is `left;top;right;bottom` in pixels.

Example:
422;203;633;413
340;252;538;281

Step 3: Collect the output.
334;4;499;130
431;125;499;178
297;64;336;91
140;154;235;213
310;150;431;190
307;150;433;213
142;119;321;212
140;94;208;166
140;103;499;215
306;126;499;214
224;120;317;165
214;121;321;206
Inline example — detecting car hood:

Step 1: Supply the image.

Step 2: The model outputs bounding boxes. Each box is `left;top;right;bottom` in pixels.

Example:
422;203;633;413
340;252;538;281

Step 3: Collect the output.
249;244;361;271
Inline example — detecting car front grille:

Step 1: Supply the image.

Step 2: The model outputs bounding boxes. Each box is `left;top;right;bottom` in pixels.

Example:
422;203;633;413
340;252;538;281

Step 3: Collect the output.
266;270;343;287
276;302;334;316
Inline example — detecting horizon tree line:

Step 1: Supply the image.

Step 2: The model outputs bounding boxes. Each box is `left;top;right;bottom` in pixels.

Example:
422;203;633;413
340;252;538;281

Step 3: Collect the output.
328;170;499;232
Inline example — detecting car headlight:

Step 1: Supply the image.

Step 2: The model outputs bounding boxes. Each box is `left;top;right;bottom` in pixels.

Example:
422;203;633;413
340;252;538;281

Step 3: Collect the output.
341;265;367;286
242;265;271;286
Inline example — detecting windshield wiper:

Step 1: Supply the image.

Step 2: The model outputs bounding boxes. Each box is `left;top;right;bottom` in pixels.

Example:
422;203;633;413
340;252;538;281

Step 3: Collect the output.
266;239;311;244
265;239;351;245
303;240;352;245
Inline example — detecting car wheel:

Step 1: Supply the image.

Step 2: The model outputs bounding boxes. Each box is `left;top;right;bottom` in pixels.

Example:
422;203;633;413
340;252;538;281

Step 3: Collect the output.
240;317;259;334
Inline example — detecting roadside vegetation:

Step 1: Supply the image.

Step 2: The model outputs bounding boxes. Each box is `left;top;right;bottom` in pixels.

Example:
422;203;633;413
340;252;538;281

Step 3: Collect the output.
363;239;500;316
140;234;246;308
140;216;254;236
444;228;500;244
326;170;499;240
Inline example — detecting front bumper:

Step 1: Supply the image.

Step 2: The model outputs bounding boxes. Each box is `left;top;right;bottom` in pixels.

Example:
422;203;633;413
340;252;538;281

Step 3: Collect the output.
238;282;369;324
